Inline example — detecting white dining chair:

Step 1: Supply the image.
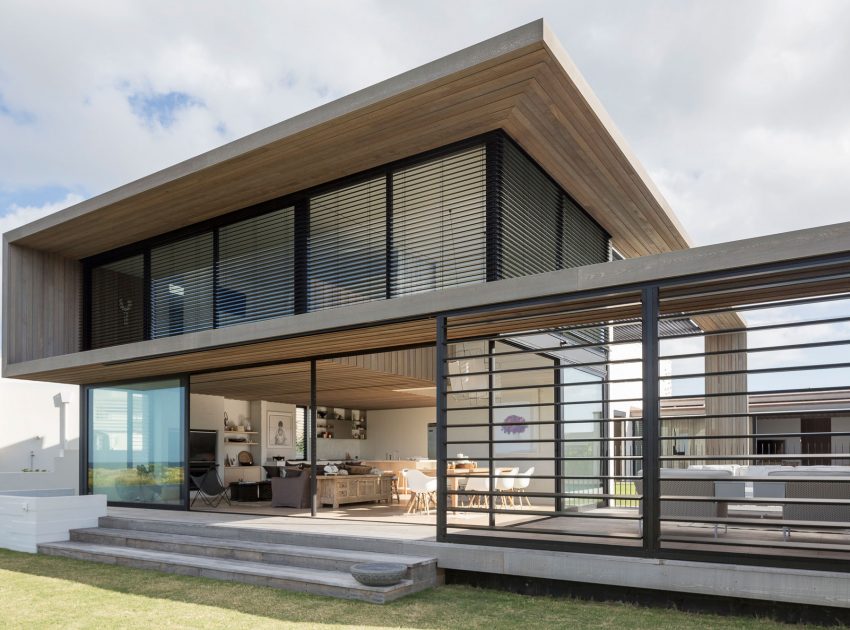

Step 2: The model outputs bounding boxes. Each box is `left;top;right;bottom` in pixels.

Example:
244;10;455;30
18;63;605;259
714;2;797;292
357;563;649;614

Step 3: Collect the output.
402;468;438;515
463;475;490;509
513;467;535;507
494;467;519;509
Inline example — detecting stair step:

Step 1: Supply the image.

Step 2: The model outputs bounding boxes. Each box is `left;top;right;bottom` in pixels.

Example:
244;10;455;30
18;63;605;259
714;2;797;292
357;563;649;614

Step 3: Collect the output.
97;515;416;556
70;527;436;581
38;541;424;604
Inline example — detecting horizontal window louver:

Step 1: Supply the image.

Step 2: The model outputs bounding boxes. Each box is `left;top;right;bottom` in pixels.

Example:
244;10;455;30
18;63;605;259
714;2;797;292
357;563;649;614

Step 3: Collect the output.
562;195;611;267
495;136;611;277
391;146;486;296
308;176;386;310
90;254;145;349
497;138;562;279
151;233;214;338
217;207;295;327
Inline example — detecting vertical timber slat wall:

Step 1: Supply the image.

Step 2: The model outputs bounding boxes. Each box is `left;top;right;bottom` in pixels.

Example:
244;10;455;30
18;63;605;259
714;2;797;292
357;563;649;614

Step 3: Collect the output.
5;243;81;364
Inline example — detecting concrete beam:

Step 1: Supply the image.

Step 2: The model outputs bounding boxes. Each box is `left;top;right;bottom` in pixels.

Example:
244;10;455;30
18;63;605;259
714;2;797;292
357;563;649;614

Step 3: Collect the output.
5;218;850;382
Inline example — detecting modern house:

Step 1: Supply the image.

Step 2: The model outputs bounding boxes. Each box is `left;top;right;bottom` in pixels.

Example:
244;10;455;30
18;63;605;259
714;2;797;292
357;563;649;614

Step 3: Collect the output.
5;20;850;608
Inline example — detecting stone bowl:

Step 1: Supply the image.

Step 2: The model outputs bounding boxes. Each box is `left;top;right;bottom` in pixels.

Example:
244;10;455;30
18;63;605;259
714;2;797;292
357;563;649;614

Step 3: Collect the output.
350;562;407;586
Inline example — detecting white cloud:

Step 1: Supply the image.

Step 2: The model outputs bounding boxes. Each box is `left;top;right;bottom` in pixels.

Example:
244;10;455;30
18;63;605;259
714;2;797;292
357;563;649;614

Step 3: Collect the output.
0;193;85;236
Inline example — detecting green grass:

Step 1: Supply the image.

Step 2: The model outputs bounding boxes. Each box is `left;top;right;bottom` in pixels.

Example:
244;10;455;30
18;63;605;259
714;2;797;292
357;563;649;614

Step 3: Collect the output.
0;549;814;629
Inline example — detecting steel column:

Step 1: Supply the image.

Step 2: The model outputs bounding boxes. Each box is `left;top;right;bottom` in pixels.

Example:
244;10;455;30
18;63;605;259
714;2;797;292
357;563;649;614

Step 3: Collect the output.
641;285;660;554
436;315;448;541
310;359;318;517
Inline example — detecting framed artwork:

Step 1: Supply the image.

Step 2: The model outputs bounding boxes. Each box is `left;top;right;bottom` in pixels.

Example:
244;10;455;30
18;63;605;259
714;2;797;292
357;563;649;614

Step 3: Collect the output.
494;403;537;454
267;411;294;448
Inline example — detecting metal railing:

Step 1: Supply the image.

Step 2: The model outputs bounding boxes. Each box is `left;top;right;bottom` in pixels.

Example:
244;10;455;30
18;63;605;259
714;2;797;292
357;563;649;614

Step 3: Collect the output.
437;254;850;569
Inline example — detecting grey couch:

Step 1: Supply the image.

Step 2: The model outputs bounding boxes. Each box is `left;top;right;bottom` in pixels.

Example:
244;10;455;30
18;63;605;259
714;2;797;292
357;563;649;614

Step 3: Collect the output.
768;469;850;524
271;469;311;508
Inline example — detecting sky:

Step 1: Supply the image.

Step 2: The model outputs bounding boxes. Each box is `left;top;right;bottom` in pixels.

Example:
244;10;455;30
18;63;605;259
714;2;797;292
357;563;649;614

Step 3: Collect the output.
1;0;850;246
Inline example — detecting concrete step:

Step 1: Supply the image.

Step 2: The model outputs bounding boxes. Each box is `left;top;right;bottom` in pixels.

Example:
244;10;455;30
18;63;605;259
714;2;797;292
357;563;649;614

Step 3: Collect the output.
98;515;418;556
70;527;437;583
38;541;426;604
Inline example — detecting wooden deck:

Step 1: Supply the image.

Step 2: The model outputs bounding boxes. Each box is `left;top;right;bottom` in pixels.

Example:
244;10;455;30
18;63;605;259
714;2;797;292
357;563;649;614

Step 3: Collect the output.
190;498;850;562
107;505;850;608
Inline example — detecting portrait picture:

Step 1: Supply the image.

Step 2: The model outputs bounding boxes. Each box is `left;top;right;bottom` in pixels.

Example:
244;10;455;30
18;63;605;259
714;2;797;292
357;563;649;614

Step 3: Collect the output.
267;411;294;449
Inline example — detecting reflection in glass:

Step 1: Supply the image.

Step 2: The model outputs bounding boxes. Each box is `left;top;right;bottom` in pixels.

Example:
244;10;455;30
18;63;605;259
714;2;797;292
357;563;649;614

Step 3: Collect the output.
88;378;185;506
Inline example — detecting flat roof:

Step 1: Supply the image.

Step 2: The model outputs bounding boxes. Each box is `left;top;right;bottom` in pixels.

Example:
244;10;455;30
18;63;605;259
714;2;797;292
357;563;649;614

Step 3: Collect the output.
3;19;690;260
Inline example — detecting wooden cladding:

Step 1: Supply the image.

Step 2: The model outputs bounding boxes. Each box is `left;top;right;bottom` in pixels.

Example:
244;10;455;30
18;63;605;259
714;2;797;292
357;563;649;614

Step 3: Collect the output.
5;244;80;364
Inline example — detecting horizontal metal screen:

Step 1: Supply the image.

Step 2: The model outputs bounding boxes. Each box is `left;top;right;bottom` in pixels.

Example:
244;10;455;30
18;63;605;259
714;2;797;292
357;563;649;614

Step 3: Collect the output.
441;292;645;550
150;233;214;338
217;207;295;327
655;261;850;564
89;254;145;349
308;176;386;311
391;145;486;296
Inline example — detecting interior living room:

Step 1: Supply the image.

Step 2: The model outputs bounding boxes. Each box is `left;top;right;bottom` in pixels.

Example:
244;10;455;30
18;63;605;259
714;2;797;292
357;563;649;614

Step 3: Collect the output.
187;348;438;521
185;344;568;531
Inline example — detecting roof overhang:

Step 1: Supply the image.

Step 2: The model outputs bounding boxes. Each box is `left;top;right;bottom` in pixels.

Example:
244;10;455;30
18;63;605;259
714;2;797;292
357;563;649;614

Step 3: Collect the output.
3;19;691;261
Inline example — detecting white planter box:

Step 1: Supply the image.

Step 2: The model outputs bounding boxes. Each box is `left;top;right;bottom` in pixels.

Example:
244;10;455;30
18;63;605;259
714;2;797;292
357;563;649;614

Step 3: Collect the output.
0;490;107;553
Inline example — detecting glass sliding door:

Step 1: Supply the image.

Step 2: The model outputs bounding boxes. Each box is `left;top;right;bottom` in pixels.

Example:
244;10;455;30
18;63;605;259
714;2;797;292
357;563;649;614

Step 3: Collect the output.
87;378;186;506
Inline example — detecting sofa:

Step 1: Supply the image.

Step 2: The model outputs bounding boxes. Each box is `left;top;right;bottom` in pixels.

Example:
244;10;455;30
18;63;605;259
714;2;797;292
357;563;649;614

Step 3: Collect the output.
270;468;311;508
636;469;736;536
768;467;850;524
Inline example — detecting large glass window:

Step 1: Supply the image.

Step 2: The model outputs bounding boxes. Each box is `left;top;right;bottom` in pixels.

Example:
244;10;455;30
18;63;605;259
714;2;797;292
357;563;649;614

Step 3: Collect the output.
217;208;295;326
391;146;486;296
90;254;145;349
88;378;185;506
85;134;608;351
308;176;386;310
151;233;214;338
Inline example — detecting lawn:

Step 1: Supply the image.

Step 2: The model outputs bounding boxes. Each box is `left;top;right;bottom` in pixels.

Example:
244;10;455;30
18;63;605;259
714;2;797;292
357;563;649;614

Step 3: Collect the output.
0;549;814;629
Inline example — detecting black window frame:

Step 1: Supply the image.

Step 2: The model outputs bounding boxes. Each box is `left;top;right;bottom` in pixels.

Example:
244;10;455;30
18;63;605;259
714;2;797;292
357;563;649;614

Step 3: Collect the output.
81;130;610;351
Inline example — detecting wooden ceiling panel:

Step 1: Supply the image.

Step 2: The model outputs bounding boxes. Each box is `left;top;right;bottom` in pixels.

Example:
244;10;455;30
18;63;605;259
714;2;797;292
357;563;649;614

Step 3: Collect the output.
189;355;436;410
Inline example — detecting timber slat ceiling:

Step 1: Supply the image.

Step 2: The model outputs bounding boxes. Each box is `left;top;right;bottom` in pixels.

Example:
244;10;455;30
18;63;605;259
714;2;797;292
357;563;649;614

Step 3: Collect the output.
7;21;689;263
190;356;436;410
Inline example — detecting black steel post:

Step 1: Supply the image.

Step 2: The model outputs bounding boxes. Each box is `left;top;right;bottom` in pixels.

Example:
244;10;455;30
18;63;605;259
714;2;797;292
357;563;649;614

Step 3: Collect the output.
310;359;318;517
143;251;151;340
385;172;393;300
485;137;502;282
554;357;563;513
294;200;309;315
212;229;220;329
488;338;496;528
641;285;660;554
182;374;190;510
436;315;448;541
